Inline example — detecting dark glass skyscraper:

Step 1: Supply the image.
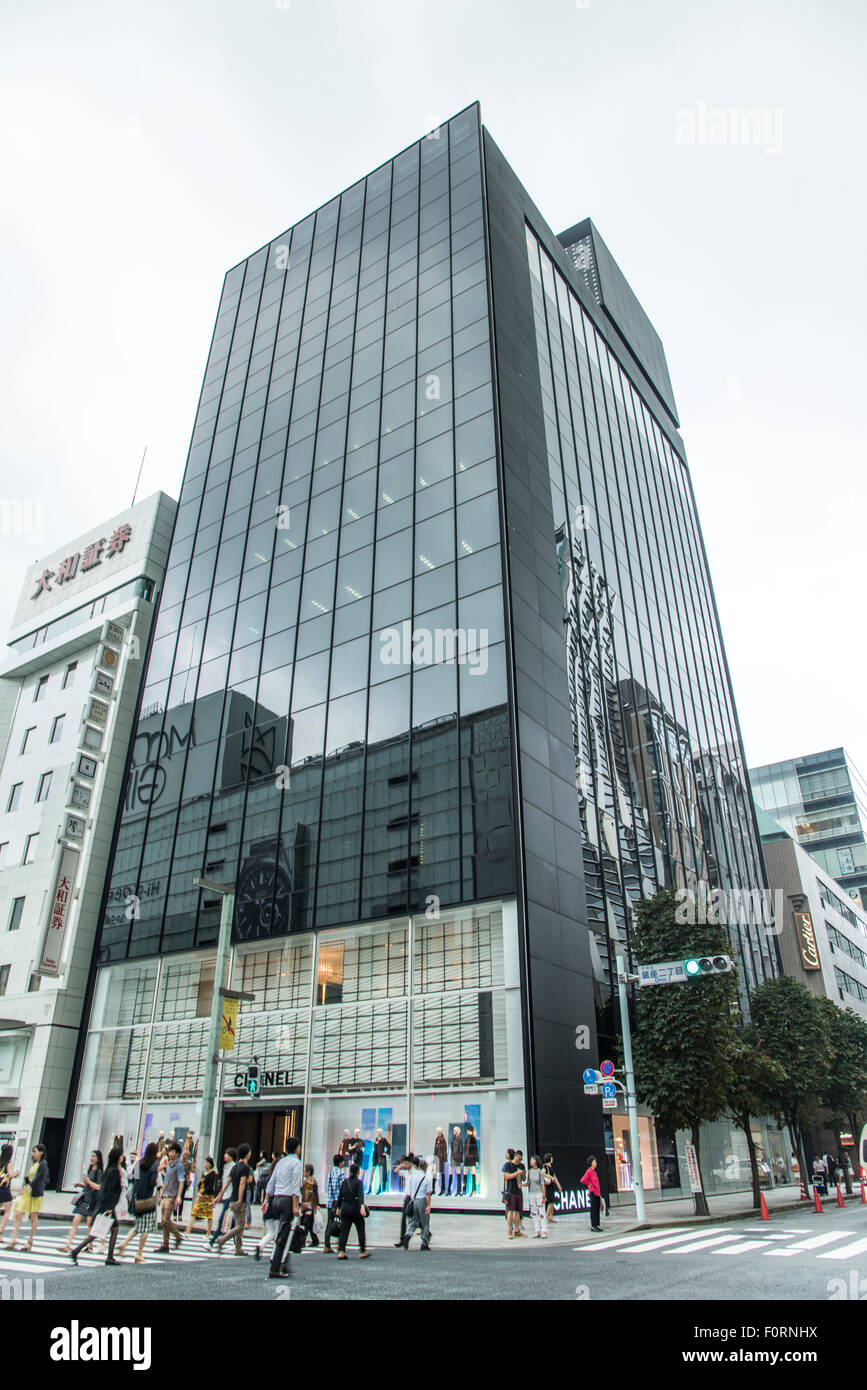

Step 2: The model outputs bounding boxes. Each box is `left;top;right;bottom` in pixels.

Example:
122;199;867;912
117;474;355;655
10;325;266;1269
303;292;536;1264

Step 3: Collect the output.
66;104;774;1202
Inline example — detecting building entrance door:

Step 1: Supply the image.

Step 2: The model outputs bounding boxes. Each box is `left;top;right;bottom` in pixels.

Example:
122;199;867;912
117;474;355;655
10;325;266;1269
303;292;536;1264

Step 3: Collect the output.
220;1106;303;1159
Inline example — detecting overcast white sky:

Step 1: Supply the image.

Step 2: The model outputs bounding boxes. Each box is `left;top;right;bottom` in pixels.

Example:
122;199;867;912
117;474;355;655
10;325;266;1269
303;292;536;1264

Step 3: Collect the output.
2;0;865;780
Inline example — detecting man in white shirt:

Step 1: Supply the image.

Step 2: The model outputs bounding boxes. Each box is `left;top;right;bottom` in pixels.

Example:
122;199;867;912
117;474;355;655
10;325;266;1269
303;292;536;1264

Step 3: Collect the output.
263;1137;302;1279
401;1158;433;1251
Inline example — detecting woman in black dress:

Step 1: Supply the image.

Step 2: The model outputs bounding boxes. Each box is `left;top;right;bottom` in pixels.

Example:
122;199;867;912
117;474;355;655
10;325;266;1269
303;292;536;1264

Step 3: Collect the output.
61;1149;103;1253
69;1146;125;1266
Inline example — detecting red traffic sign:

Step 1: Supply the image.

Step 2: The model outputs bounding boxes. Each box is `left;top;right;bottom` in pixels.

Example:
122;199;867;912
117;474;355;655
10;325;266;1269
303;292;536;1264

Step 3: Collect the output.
600;1060;615;1078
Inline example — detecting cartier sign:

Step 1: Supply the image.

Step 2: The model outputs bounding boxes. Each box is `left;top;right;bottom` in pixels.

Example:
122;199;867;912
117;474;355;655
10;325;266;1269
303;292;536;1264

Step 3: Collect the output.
794;910;821;971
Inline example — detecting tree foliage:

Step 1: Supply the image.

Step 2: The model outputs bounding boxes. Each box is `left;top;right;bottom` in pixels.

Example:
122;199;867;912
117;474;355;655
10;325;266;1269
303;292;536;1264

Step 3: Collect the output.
817;1000;867;1123
726;1027;787;1208
630;888;739;1213
749;975;831;1187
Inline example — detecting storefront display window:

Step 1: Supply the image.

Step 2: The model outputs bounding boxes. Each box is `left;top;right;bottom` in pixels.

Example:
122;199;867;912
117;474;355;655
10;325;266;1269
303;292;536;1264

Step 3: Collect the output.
65;1102;140;1188
608;1114;661;1194
306;1094;408;1196
67;899;524;1200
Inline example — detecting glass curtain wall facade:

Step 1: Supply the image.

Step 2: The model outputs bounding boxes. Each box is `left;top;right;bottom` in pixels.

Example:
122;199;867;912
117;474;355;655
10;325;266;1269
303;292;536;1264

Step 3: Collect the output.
480;125;776;1191
523;226;775;1015
67;106;523;1195
67;104;775;1200
98;105;510;963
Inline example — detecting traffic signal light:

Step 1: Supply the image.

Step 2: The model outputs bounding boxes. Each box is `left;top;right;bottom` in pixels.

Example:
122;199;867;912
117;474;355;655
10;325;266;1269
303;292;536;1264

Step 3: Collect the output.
246;1062;261;1097
683;955;734;978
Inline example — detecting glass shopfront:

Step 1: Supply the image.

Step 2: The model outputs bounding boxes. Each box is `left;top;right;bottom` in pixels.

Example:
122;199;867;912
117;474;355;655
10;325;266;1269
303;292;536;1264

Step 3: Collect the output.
603;1110;796;1205
66;898;524;1201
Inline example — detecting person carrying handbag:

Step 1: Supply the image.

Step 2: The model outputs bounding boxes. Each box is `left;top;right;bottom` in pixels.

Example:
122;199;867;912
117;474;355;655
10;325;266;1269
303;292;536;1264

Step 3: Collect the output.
118;1142;160;1263
322;1153;345;1254
70;1146;126;1265
4;1143;49;1252
296;1164;321;1250
401;1158;433;1250
336;1163;370;1259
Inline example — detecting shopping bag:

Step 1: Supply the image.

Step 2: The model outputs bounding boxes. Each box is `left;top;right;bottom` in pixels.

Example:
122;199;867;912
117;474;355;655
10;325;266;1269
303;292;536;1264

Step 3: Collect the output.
90;1212;114;1240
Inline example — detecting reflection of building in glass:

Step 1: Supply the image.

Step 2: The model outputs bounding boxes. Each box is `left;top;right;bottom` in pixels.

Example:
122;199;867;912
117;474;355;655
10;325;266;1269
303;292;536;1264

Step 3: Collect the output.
99;690;511;956
66;104;774;1204
751;748;867;910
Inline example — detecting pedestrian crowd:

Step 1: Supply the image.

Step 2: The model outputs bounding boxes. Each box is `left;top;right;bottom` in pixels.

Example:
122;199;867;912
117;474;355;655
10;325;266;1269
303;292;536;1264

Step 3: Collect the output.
0;1132;602;1276
810;1150;855;1196
500;1148;603;1237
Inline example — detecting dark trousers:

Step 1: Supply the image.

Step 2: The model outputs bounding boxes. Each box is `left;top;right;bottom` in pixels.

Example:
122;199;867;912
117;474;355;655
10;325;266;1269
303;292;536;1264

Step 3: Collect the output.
338;1211;366;1253
72;1216;119;1260
589;1193;601;1228
323;1204;339;1249
269;1195;298;1275
300;1211;319;1246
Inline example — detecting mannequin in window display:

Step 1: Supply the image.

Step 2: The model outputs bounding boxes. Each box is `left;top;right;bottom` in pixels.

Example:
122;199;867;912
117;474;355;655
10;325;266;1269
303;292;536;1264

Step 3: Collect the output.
464;1125;480;1196
449;1126;464;1196
370;1130;391;1195
339;1131;353;1170
350;1129;365;1175
433;1128;447;1196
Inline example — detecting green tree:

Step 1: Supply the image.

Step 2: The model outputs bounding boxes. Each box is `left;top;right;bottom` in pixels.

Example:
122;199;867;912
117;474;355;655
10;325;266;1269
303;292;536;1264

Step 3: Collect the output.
726;1028;787;1209
630;888;738;1216
817;1000;867;1193
750;976;832;1193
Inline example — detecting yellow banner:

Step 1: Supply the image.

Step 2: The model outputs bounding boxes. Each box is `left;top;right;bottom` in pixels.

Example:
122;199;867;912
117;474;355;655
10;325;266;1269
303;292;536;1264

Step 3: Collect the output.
220;996;239;1051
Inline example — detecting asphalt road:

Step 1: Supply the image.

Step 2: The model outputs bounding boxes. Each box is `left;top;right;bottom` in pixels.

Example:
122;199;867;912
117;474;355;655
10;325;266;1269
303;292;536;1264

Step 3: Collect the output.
7;1202;866;1302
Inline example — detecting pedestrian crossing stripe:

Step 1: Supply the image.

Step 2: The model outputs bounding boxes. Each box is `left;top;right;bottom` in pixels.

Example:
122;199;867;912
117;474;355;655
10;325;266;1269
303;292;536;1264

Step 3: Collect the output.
0;1230;219;1277
579;1226;867;1261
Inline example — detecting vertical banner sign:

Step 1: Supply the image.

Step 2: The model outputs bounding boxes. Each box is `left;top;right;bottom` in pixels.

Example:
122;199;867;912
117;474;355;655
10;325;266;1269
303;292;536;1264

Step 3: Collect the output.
684;1141;703;1194
794;911;821;971
220;996;239;1051
38;845;80;975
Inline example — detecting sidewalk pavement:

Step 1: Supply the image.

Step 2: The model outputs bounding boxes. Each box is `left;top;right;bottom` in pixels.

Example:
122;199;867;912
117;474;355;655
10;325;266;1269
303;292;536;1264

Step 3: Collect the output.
25;1181;865;1250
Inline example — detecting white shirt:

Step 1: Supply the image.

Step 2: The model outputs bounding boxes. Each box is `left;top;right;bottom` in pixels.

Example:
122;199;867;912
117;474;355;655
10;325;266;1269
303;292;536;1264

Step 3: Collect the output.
266;1153;303;1198
407;1169;432;1201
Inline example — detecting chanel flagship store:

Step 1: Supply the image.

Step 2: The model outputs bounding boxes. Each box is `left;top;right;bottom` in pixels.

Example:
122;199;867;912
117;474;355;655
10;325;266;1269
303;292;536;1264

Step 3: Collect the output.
64;104;774;1204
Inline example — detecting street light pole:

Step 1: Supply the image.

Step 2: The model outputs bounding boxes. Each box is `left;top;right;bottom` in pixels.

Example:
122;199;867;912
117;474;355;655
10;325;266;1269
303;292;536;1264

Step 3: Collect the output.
193;878;236;1174
616;952;646;1224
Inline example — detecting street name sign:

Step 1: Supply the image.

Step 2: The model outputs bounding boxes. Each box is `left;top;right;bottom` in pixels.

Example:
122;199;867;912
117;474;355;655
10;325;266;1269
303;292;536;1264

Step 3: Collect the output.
637;960;689;987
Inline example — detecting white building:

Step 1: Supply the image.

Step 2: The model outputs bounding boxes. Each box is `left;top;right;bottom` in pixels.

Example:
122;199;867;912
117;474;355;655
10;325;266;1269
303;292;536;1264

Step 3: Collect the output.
756;806;867;1022
0;492;176;1183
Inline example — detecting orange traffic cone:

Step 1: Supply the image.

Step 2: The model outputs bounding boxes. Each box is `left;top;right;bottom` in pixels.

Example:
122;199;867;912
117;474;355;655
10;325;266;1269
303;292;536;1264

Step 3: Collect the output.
814;1185;824;1213
836;1184;846;1208
861;1180;867;1205
799;1179;809;1200
759;1192;771;1221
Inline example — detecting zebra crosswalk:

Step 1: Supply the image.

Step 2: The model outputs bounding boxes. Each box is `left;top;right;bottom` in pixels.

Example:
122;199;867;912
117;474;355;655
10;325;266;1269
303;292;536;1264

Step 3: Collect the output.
578;1224;867;1262
0;1227;221;1279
